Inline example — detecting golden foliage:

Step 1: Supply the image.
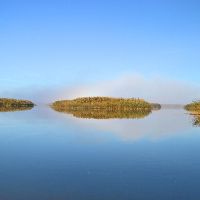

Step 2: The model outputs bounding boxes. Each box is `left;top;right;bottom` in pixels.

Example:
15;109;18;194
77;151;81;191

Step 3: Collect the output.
0;98;34;107
0;106;33;112
52;96;151;111
184;100;200;112
52;107;151;119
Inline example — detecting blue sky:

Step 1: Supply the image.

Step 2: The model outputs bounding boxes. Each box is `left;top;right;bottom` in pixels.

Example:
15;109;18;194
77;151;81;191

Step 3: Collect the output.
1;0;200;103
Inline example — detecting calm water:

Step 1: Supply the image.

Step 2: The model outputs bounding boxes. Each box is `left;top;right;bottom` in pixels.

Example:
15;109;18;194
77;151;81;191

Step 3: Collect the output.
0;105;200;200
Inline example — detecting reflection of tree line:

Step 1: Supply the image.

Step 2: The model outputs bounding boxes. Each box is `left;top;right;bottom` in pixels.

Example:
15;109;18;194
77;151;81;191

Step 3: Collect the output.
192;115;200;127
0;106;33;112
52;107;151;119
0;98;34;112
189;112;200;127
150;103;161;110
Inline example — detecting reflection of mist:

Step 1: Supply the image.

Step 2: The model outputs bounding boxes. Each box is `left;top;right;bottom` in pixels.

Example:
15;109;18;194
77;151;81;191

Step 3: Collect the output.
161;104;184;109
54;108;197;142
1;105;198;143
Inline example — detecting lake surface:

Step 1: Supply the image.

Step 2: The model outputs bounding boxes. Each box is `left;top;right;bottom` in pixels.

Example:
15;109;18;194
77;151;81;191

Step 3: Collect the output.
0;105;200;200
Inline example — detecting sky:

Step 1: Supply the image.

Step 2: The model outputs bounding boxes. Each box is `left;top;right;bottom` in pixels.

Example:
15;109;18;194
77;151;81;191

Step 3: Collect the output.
1;0;200;104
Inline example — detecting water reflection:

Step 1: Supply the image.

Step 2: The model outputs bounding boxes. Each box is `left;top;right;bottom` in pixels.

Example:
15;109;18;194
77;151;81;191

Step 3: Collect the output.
1;106;200;200
52;107;151;119
48;107;198;142
192;116;200;126
1;105;198;143
189;112;200;127
184;106;200;127
0;106;33;112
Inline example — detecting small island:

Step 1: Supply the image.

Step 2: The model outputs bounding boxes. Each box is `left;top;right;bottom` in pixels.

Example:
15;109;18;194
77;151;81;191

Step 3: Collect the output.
150;103;161;110
0;98;34;112
184;100;200;114
51;97;152;111
184;100;200;127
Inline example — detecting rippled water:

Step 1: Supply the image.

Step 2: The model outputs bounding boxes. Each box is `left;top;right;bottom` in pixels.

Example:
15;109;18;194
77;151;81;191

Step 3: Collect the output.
0;105;200;199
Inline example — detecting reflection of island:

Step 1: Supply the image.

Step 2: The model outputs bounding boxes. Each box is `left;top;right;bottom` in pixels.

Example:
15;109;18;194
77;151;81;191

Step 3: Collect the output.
0;98;34;112
187;112;200;127
191;115;200;127
0;106;33;112
9;105;197;142
52;107;151;119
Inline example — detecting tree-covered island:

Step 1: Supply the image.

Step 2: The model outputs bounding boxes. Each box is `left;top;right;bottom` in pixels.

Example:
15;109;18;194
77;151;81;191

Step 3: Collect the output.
0;98;34;107
184;100;200;114
51;97;154;111
184;100;200;127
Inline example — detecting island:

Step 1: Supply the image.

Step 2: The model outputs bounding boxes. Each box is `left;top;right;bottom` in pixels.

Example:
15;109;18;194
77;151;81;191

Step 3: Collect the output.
0;98;34;112
51;97;152;111
184;100;200;127
51;97;160;119
184;100;200;114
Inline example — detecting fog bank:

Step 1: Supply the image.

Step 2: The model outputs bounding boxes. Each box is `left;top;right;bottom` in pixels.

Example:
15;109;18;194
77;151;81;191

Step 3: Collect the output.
1;74;200;104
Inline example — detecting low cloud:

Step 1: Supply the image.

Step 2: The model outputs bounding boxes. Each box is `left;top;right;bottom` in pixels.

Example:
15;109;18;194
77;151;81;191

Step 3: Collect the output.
1;74;200;104
61;75;200;104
